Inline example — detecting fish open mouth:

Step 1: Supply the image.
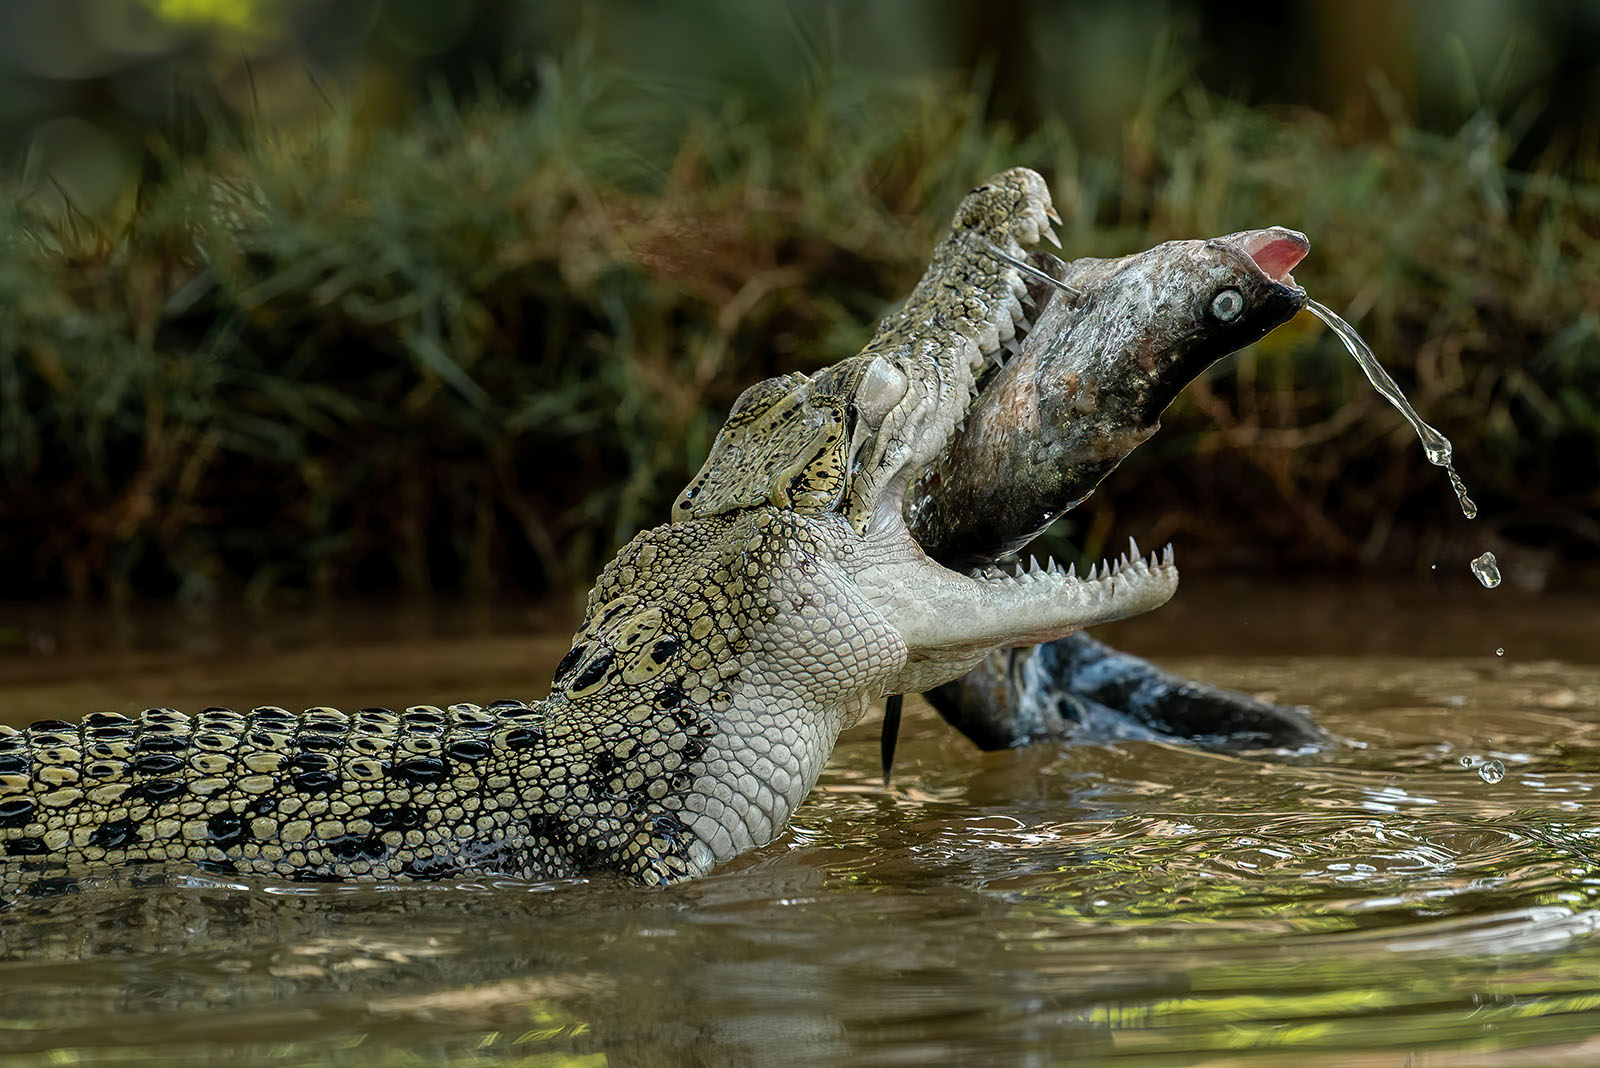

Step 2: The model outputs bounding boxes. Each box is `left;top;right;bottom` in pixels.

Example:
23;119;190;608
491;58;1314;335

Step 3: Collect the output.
1227;227;1310;290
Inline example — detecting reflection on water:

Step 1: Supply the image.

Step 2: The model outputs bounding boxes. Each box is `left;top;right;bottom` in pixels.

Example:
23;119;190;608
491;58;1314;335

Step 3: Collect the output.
1;582;1599;1065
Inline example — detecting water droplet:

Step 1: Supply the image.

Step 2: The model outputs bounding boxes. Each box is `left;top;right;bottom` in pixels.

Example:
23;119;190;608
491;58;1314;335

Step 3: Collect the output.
1471;551;1501;589
1495;647;1505;657
1446;464;1478;519
1478;759;1505;784
1459;755;1473;768
1430;562;1438;571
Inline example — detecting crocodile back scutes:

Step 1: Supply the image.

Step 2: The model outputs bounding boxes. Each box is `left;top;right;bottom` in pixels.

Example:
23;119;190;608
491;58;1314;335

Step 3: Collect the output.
0;700;589;898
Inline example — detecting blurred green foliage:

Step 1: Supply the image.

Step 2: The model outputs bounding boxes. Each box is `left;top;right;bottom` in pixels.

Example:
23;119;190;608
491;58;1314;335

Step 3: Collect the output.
1;51;1596;601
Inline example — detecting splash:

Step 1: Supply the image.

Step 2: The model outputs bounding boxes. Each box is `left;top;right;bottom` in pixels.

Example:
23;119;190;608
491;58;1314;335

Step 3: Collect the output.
1472;552;1502;589
1306;300;1477;520
1460;754;1508;783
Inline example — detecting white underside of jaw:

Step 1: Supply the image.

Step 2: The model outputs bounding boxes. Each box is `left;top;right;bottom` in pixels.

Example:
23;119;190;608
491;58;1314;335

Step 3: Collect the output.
856;536;1179;698
867;475;912;539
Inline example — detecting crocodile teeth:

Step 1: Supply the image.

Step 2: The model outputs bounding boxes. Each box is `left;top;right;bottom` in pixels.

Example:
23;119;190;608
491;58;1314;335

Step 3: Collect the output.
976;322;1000;353
1042;226;1062;248
1003;551;1180;585
994;315;1016;345
1128;535;1142;561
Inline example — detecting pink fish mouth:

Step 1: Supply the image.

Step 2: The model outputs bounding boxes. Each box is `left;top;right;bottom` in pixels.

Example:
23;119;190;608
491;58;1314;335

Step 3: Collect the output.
1226;227;1310;289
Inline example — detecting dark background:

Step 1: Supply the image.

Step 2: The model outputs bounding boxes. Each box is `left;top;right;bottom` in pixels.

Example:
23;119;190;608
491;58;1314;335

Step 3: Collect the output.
5;2;1597;189
2;0;1596;604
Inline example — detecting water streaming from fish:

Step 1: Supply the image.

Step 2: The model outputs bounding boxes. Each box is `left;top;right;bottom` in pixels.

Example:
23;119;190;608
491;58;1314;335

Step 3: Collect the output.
1304;299;1477;518
1304;299;1497;586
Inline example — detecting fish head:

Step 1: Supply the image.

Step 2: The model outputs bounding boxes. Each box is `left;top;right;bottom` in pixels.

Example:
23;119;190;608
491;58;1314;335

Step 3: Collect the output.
1024;225;1310;427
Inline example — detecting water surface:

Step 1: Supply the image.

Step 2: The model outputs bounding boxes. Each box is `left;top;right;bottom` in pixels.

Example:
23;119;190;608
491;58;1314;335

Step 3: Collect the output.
1;580;1597;1066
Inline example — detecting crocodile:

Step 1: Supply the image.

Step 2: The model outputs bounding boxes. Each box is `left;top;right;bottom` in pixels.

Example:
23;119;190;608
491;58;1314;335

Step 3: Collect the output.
0;169;1178;896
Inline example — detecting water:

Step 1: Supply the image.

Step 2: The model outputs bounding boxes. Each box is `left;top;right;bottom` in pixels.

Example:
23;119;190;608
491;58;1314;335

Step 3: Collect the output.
1;585;1598;1065
1474;551;1503;588
1306;300;1479;520
1461;754;1509;782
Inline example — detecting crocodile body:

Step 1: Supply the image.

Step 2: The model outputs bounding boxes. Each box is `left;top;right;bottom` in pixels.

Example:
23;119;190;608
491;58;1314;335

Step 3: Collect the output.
0;169;1178;896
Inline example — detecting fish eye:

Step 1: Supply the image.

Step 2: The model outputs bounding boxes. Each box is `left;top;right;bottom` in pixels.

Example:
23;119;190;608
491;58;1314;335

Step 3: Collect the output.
1211;288;1245;322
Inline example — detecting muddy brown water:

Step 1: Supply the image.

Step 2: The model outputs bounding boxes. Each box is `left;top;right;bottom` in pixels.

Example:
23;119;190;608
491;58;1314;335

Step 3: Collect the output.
2;577;1599;1066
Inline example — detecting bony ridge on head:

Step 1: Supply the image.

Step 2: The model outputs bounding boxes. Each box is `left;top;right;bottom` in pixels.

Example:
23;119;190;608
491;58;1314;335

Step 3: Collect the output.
854;356;910;430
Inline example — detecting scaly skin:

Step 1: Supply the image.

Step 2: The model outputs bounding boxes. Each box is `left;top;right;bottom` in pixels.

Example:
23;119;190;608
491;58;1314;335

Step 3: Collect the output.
0;169;1177;896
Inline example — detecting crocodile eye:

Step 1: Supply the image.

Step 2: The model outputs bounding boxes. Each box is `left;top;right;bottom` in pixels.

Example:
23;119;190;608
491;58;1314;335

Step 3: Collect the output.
1210;288;1244;322
856;357;910;428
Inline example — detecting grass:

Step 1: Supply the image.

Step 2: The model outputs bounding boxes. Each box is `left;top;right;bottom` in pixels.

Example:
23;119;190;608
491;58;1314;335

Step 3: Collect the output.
2;57;1596;602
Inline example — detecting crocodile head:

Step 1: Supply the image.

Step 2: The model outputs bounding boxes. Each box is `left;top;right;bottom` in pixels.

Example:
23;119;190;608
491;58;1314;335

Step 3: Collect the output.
675;169;1058;537
587;171;1180;875
670;170;1180;681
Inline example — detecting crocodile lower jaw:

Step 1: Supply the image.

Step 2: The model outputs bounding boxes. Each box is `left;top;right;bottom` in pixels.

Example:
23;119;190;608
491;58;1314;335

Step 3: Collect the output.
851;531;1178;699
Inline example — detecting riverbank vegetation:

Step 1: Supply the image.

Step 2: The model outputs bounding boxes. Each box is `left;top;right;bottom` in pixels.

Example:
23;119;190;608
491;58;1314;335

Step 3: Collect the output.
3;57;1596;601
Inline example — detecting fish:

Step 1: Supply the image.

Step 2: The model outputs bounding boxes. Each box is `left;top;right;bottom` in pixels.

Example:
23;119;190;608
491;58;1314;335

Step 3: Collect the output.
930;630;1325;752
905;227;1326;752
910;227;1311;565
